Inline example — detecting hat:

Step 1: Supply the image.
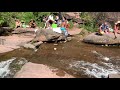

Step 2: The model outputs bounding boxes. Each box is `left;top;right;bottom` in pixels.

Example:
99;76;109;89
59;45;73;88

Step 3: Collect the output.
21;20;24;23
115;21;120;24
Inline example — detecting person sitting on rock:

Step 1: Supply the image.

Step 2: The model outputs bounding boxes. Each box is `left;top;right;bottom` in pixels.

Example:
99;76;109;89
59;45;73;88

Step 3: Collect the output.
29;19;37;28
114;21;120;34
15;19;22;28
99;22;110;34
113;21;120;39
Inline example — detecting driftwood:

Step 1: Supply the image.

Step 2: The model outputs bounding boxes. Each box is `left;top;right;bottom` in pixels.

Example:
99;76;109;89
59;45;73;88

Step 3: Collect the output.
83;32;120;45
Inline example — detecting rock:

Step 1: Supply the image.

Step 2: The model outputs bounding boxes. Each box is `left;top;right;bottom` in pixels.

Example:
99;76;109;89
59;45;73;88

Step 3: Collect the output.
33;41;43;47
79;29;90;36
83;32;120;45
67;37;72;41
14;62;74;78
108;74;120;78
33;28;66;42
0;27;13;36
12;28;35;34
8;58;28;78
23;43;35;49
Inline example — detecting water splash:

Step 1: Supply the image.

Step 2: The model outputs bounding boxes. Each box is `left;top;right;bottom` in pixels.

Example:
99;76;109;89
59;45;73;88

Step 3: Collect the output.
0;57;16;78
69;60;120;78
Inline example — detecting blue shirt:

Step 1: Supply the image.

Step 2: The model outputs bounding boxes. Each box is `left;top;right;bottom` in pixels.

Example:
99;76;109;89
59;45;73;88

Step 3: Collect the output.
101;24;109;31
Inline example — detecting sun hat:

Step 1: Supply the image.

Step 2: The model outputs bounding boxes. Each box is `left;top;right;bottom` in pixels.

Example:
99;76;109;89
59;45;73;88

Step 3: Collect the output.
115;21;120;25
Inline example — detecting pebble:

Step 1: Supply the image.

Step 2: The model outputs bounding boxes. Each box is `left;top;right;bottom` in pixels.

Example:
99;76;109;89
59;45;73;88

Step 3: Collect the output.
103;57;110;61
54;44;58;46
54;48;57;50
105;44;108;47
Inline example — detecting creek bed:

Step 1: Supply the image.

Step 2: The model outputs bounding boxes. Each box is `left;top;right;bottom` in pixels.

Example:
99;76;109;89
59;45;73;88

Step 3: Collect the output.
0;35;120;78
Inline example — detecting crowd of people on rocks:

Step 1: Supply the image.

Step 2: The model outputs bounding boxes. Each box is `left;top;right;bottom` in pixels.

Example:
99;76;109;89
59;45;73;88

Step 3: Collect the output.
15;19;37;29
15;14;70;42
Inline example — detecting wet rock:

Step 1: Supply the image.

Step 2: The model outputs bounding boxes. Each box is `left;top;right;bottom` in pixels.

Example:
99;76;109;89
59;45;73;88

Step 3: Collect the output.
8;58;28;78
23;43;35;49
67;37;72;41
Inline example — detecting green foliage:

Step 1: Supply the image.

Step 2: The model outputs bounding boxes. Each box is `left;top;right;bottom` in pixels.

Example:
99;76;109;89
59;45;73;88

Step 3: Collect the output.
69;20;74;29
0;12;53;28
80;12;98;32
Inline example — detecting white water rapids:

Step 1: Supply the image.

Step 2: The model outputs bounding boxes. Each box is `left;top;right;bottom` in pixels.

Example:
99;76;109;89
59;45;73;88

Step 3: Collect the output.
0;57;16;78
68;51;120;78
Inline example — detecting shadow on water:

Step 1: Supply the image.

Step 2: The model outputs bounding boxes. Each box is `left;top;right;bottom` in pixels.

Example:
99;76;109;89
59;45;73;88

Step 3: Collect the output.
0;35;120;78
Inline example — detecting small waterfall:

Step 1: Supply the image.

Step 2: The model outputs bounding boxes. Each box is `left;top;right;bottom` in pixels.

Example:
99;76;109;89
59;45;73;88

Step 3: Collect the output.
0;57;28;78
0;58;16;78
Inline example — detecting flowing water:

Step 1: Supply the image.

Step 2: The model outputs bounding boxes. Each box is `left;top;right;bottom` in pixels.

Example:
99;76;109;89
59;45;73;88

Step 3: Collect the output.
0;35;120;78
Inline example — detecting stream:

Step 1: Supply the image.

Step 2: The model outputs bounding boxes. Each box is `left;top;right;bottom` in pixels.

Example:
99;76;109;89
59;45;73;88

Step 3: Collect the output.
0;35;120;78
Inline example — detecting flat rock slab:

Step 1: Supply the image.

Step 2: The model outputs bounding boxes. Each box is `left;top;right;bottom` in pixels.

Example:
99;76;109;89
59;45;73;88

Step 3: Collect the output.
83;32;120;44
14;62;74;78
0;34;34;53
108;74;120;78
12;28;35;34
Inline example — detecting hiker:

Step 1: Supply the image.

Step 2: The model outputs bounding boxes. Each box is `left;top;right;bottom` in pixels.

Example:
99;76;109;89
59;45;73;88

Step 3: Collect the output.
29;19;37;28
52;21;62;34
43;16;48;28
99;22;110;34
15;19;22;28
55;15;60;26
60;20;69;39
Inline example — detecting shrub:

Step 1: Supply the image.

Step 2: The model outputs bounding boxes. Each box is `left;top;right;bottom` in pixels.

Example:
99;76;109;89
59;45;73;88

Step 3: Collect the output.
80;12;98;32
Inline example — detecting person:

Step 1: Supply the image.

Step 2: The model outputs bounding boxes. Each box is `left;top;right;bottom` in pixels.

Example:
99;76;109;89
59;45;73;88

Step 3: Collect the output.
113;21;120;39
55;15;60;26
60;20;69;39
43;16;48;28
15;19;22;28
29;19;37;28
114;21;120;34
99;22;110;34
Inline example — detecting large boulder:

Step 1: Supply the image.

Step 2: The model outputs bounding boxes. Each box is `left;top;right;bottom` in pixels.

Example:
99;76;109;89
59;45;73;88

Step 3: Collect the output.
83;32;120;45
63;12;85;24
33;28;66;42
